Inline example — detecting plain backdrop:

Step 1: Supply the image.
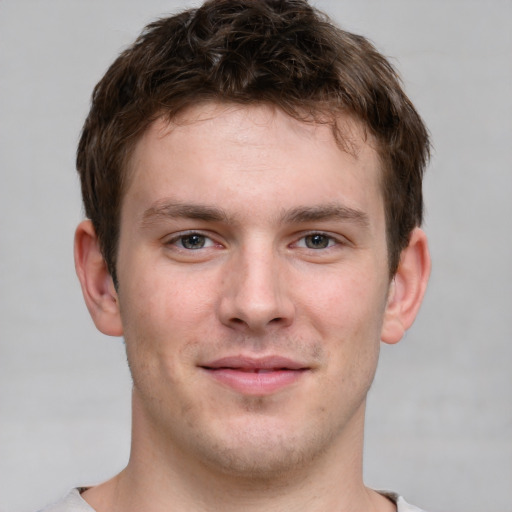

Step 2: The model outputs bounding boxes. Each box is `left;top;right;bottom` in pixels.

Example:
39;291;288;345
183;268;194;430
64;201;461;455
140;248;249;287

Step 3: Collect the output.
1;1;511;511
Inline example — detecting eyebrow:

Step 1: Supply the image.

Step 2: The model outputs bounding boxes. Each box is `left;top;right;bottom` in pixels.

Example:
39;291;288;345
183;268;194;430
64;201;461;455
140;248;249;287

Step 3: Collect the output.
141;200;229;226
141;200;369;228
281;204;370;228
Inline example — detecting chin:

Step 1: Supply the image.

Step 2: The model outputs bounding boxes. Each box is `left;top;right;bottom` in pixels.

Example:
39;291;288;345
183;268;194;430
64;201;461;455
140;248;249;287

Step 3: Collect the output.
190;416;337;480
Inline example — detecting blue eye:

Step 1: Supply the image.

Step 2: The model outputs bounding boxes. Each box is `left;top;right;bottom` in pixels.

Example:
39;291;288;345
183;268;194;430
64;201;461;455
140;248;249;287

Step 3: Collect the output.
173;233;215;250
304;234;331;249
296;233;338;249
180;234;205;249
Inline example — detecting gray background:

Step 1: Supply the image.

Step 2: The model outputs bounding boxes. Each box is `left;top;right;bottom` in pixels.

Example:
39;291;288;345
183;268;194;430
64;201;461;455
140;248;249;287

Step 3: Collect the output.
1;1;511;511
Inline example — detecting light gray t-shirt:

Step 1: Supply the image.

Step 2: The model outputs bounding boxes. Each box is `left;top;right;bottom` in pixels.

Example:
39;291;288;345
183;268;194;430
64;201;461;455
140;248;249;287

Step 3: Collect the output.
40;488;428;512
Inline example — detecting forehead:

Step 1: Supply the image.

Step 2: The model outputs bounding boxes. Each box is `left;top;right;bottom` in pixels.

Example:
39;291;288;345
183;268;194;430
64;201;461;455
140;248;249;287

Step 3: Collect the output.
124;102;384;226
150;103;375;160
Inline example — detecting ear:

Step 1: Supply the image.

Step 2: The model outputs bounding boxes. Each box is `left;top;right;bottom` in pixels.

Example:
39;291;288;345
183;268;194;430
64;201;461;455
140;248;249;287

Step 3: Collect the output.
74;220;123;336
381;227;431;344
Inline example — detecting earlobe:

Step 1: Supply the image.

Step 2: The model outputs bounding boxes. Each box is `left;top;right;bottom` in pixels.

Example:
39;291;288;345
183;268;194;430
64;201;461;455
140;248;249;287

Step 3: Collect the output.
74;220;123;337
381;228;431;344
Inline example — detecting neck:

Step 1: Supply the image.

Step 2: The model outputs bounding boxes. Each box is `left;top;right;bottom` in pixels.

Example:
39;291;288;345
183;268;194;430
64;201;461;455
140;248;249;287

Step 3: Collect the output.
82;394;394;512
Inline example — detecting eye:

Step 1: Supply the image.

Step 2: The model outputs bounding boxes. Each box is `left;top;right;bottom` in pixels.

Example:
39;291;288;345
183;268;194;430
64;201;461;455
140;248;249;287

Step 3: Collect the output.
304;234;332;249
171;233;216;250
297;233;337;250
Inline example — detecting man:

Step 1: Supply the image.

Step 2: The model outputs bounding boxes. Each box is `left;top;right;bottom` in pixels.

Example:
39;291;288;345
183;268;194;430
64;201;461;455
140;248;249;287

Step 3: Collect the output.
43;0;431;510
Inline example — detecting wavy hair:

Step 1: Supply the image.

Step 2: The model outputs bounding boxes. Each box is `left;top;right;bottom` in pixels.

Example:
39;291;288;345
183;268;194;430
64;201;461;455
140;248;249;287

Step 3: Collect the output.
77;0;429;284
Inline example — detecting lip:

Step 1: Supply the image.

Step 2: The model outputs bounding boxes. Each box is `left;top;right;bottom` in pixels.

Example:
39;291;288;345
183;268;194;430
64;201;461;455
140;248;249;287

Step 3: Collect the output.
200;356;310;395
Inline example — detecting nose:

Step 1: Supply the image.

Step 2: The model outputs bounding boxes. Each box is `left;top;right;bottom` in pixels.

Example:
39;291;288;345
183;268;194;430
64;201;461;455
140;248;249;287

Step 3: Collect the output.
218;246;295;333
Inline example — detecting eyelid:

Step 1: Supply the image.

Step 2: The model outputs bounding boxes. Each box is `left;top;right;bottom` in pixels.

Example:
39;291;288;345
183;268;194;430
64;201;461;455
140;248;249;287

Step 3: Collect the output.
164;230;221;249
292;231;349;249
162;229;349;251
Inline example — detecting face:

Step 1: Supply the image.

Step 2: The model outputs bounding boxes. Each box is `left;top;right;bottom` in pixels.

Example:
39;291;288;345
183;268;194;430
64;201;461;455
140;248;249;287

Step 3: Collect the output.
115;103;392;477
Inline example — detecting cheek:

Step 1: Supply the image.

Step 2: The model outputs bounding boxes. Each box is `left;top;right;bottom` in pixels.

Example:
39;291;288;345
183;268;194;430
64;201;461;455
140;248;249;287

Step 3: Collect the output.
117;264;219;374
297;266;388;389
120;257;214;326
298;265;388;337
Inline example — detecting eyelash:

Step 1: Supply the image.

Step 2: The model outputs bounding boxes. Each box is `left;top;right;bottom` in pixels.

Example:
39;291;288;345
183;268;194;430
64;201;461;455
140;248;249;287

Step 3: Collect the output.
165;230;344;252
293;232;341;250
165;231;219;250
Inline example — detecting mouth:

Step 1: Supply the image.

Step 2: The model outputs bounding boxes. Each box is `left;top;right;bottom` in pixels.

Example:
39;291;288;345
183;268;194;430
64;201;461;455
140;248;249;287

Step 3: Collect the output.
199;356;310;395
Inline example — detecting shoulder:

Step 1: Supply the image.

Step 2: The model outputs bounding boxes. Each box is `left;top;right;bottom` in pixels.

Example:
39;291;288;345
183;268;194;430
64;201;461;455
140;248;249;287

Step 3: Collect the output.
38;489;95;512
379;491;429;512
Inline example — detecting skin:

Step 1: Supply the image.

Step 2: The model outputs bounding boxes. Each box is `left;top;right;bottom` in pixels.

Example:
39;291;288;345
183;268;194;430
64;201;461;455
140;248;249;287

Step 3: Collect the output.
75;103;430;512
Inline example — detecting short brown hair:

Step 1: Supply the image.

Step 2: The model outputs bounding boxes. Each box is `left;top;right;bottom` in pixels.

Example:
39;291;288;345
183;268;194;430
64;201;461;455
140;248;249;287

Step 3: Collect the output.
77;0;429;285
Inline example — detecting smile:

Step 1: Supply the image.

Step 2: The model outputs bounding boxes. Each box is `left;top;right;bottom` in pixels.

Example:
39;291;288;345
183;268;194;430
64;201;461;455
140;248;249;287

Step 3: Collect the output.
200;356;310;395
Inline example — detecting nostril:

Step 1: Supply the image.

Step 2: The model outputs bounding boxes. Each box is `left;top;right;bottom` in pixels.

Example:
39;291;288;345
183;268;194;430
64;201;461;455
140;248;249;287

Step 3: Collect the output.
228;316;284;330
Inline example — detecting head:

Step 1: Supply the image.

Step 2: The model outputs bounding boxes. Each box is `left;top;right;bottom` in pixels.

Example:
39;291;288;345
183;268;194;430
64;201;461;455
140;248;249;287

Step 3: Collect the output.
77;0;429;287
74;0;432;481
